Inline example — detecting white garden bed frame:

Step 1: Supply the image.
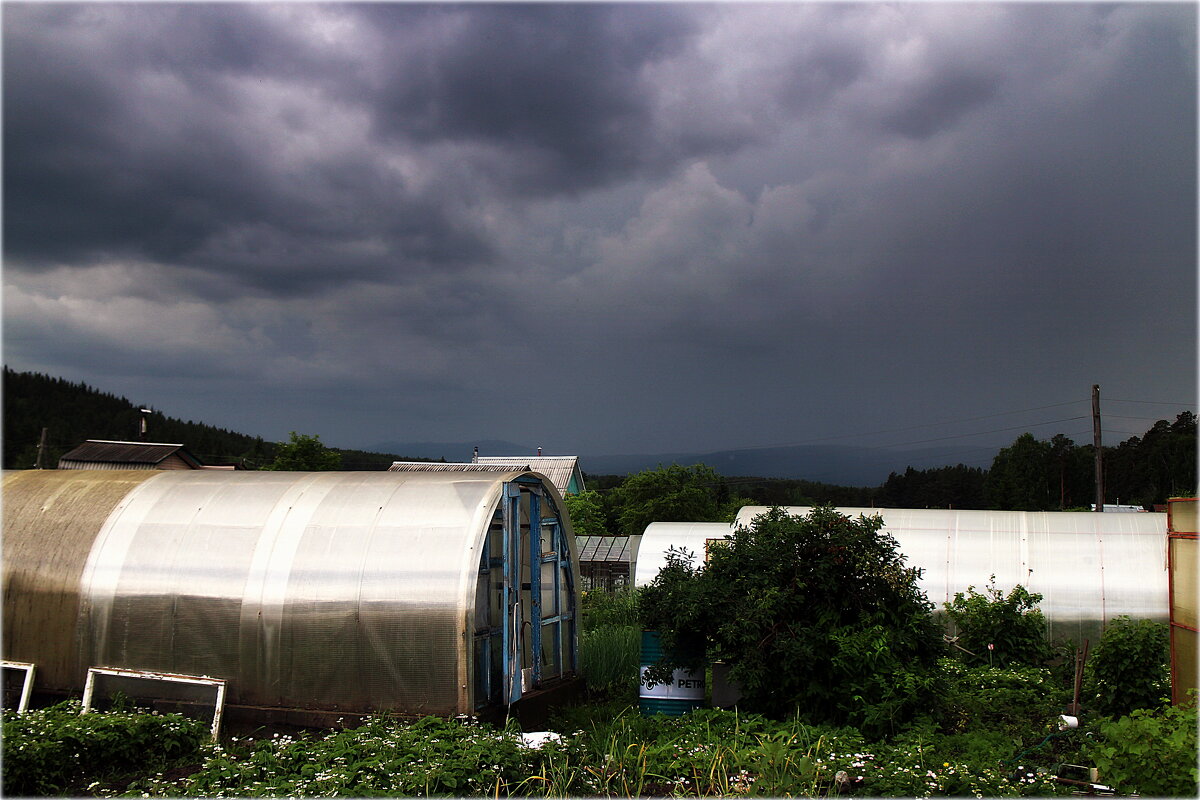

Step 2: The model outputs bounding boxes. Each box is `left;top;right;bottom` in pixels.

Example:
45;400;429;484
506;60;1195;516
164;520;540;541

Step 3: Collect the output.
2;660;37;713
81;667;227;741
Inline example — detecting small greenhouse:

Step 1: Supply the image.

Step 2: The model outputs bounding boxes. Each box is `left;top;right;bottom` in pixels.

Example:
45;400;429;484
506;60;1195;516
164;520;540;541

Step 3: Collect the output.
635;507;1169;644
576;535;641;591
2;468;578;719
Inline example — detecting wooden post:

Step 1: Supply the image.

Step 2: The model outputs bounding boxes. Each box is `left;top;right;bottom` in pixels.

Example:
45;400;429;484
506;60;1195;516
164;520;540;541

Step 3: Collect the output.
1070;639;1090;715
1092;385;1104;512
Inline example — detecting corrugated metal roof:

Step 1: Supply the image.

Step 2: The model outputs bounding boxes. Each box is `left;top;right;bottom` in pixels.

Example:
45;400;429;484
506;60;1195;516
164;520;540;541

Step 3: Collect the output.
57;440;201;468
475;456;580;494
388;461;526;474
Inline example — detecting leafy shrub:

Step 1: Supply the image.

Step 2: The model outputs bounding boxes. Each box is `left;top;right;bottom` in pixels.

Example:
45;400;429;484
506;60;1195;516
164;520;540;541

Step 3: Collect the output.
608;463;731;536
640;506;946;738
944;578;1051;667
937;659;1063;737
1083;616;1170;717
1;700;207;796
562;490;610;538
579;587;640;631
1085;700;1198;796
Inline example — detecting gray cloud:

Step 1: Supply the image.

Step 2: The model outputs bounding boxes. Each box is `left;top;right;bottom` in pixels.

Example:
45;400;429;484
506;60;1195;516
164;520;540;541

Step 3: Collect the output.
3;2;1194;456
369;5;699;187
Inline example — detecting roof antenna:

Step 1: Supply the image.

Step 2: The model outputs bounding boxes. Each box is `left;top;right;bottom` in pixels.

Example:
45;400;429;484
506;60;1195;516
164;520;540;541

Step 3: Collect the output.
473;446;478;463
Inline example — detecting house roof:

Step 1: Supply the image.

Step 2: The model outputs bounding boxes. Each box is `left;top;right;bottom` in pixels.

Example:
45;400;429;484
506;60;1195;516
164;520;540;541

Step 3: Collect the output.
58;440;203;468
474;456;582;494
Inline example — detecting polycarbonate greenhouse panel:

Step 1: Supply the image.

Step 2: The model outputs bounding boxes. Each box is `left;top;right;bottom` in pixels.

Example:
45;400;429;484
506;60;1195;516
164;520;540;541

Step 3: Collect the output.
633;523;734;586
635;508;1168;644
77;471;508;714
734;507;1169;642
1;469;162;691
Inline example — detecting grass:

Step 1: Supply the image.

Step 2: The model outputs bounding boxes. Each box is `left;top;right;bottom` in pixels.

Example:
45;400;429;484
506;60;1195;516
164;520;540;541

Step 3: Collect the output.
579;588;643;699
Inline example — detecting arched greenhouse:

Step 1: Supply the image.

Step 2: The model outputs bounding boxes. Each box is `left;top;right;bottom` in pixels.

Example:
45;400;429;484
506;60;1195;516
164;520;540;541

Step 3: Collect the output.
634;507;1168;644
2;468;579;719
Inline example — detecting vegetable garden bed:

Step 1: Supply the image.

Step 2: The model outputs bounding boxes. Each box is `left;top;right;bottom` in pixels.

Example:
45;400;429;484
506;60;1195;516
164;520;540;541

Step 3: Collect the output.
3;695;1196;797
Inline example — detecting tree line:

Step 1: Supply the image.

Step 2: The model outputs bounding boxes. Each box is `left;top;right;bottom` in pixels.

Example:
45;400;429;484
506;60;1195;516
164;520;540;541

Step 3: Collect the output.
1;369;431;470
568;414;1195;536
4;368;1194;513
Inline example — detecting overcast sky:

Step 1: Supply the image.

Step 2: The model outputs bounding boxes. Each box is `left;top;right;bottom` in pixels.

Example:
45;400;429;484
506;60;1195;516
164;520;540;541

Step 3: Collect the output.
3;2;1196;459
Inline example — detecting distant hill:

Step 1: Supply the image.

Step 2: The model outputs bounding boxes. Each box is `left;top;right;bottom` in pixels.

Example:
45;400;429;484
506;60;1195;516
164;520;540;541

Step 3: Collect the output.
8;367;1190;504
2;367;991;482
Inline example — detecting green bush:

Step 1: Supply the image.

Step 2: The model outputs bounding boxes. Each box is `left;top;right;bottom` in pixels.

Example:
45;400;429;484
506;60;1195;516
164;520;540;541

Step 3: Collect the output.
944;578;1051;668
1;700;207;796
1083;616;1170;717
562;490;610;538
640;506;946;738
937;659;1063;737
579;587;639;631
608;464;731;536
1085;701;1198;796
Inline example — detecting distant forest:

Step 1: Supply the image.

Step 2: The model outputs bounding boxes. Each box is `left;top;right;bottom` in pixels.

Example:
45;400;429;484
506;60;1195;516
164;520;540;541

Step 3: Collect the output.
1;368;430;471
3;368;1195;510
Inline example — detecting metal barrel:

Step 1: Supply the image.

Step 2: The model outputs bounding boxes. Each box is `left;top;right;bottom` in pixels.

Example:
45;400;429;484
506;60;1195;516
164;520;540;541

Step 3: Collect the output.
639;630;704;716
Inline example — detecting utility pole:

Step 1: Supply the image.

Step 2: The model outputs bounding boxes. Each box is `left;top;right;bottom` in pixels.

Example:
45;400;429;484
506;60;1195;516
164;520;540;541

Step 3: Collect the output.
1092;384;1104;512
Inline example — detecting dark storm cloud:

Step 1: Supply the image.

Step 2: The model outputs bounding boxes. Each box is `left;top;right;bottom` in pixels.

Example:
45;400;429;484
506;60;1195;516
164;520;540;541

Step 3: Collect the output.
3;3;496;294
2;2;1194;454
363;3;705;194
879;69;999;139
